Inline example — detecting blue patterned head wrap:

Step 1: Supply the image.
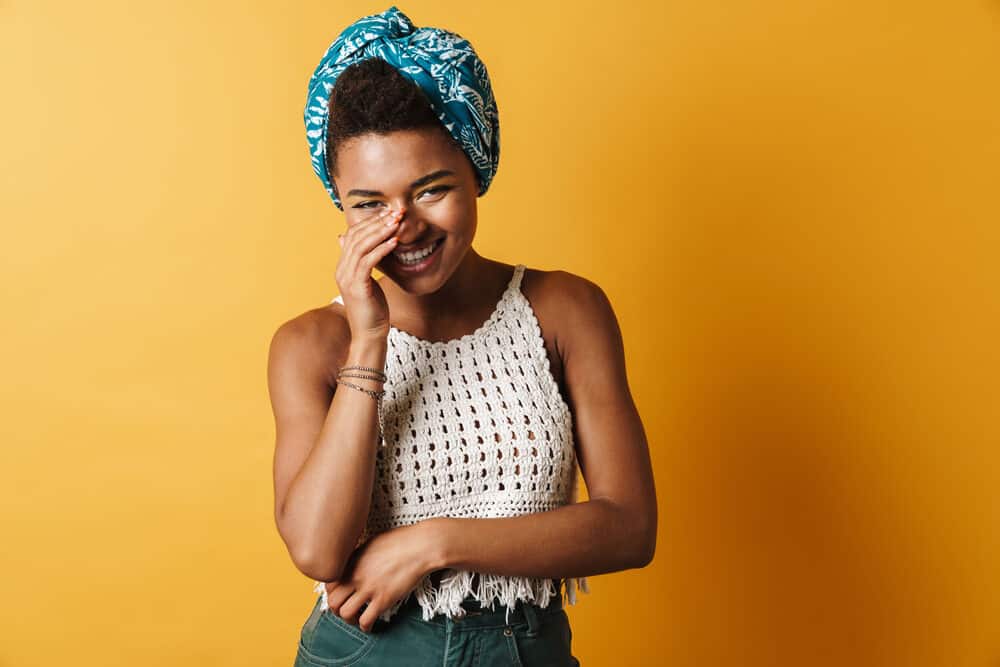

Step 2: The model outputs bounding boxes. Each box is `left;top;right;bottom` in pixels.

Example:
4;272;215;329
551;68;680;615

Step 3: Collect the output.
304;6;500;211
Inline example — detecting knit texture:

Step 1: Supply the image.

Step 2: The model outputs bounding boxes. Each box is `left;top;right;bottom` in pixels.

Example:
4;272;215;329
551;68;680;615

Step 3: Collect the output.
320;264;590;622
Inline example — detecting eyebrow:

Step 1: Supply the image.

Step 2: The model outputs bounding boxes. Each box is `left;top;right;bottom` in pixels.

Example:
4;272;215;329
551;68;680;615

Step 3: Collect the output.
345;169;456;199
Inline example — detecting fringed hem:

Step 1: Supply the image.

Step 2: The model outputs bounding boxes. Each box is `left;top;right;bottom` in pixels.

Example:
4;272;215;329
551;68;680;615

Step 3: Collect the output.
313;572;591;624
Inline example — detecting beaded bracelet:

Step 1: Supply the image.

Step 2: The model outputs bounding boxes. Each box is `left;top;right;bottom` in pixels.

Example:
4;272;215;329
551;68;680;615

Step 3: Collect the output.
338;364;386;381
335;365;387;446
338;371;385;382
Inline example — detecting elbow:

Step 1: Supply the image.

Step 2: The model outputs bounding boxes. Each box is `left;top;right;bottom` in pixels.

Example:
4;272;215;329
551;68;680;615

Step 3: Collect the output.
629;516;658;569
291;545;345;583
603;498;659;569
634;529;656;568
279;522;347;582
276;511;349;582
604;500;658;569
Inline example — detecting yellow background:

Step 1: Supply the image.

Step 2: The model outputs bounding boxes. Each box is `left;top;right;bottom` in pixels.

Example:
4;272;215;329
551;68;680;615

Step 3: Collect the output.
2;1;998;665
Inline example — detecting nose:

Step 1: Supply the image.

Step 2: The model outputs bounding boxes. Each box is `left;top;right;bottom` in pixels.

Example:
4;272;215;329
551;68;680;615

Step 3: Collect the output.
393;207;428;243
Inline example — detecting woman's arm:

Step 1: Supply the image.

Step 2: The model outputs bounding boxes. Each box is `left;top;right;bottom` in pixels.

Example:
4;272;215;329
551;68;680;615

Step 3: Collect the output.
268;312;387;582
426;498;651;579
425;272;658;577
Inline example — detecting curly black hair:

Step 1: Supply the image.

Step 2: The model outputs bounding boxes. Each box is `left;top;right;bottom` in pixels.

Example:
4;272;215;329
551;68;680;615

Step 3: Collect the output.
325;58;462;192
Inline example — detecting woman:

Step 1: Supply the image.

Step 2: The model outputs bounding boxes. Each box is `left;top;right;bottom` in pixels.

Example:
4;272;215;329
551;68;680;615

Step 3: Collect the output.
268;6;657;666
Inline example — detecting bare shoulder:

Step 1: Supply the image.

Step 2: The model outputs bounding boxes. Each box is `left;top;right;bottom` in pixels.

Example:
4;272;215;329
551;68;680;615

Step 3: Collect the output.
521;265;609;308
267;303;352;392
521;267;619;349
519;267;621;393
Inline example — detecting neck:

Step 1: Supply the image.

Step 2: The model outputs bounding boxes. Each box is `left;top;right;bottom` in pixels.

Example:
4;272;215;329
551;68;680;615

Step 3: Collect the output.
379;248;511;327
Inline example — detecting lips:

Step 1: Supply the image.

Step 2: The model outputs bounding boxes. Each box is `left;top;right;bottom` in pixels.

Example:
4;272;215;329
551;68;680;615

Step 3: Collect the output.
394;238;442;256
390;237;444;272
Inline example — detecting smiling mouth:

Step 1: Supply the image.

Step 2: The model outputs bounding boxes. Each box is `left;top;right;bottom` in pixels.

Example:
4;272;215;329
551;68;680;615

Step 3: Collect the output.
392;237;444;266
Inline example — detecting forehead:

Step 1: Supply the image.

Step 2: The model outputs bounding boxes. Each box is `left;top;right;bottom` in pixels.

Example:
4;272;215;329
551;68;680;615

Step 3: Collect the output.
335;129;466;187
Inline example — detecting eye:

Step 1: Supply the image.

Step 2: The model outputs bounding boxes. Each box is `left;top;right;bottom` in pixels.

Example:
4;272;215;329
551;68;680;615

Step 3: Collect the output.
418;185;453;200
353;201;384;209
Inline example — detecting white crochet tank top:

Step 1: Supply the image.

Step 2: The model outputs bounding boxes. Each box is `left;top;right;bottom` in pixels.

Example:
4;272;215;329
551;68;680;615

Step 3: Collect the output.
317;264;590;623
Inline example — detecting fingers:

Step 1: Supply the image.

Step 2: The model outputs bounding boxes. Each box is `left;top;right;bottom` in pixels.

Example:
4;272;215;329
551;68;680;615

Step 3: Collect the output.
358;210;402;254
324;582;355;617
340;208;399;253
337;590;374;628
359;228;400;274
339;208;403;277
358;600;382;633
326;577;393;632
338;207;394;248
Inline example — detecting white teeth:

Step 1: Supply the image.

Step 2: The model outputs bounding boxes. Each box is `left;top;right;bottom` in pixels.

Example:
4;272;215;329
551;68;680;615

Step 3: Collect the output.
394;239;440;264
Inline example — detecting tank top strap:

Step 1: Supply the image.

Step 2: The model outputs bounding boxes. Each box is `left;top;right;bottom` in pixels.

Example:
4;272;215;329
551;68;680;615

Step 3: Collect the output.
510;263;526;293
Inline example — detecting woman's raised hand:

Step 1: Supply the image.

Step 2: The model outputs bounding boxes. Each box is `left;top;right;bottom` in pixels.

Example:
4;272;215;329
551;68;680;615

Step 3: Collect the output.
335;208;403;341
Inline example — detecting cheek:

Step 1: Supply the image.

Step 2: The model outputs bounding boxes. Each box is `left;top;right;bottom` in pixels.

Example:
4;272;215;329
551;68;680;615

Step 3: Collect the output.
427;197;475;231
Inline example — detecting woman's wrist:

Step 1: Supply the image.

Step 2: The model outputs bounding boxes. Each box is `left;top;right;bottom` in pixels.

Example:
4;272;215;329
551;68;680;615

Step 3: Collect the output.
343;338;388;385
347;336;387;358
418;518;454;573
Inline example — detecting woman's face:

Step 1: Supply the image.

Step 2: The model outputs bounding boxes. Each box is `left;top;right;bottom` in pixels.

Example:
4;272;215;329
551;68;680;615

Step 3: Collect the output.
331;128;479;291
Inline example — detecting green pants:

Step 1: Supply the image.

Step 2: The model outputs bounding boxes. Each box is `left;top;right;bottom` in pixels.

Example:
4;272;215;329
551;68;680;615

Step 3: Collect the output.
294;591;580;666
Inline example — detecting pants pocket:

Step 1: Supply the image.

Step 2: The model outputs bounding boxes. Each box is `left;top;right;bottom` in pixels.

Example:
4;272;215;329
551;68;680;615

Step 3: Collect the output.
298;598;379;667
505;609;578;667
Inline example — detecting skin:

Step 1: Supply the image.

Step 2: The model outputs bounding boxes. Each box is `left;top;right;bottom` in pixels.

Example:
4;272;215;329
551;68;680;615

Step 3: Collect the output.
332;127;509;338
268;127;657;634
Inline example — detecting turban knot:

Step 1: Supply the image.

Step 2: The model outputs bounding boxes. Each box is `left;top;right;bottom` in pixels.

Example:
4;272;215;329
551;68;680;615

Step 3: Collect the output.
304;5;501;210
